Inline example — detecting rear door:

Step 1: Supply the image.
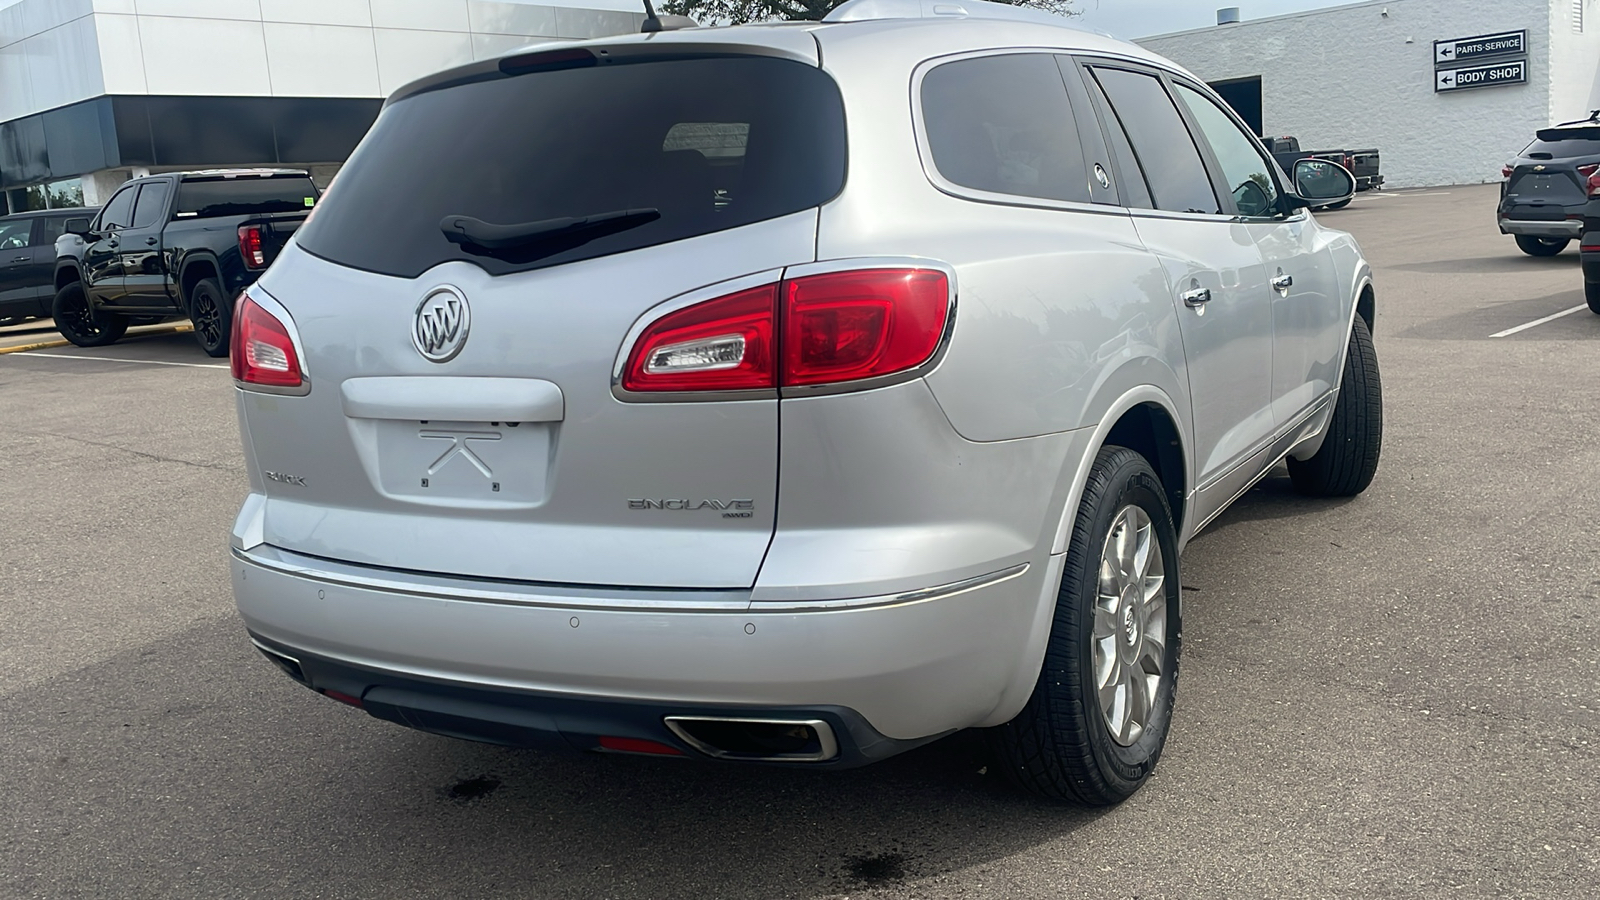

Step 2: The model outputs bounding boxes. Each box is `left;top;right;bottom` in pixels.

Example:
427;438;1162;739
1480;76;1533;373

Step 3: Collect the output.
0;217;35;319
1169;80;1344;425
24;215;69;315
1082;63;1275;516
120;179;177;308
242;48;843;588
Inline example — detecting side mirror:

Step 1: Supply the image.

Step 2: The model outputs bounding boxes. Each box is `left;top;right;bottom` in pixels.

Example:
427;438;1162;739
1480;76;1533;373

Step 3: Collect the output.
1289;159;1356;209
63;217;92;237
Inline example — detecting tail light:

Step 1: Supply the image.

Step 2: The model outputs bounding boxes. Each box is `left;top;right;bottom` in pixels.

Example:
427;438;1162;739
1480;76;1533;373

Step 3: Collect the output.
1502;164;1514;178
237;225;266;269
231;291;304;390
622;267;951;395
1580;163;1600;196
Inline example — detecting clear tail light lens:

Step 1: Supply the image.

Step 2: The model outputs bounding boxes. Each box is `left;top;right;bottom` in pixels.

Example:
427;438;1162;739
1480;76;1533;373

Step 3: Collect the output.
238;225;266;269
231;292;304;389
621;267;951;394
622;284;777;392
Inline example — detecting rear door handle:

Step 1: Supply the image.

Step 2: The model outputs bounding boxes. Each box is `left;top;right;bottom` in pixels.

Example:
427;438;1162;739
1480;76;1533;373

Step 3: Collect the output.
12;255;29;263
1271;273;1293;292
1181;287;1211;307
145;236;158;246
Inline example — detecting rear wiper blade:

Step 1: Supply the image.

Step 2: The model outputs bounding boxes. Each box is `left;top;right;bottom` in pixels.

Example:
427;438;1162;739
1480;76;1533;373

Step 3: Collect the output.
439;208;660;251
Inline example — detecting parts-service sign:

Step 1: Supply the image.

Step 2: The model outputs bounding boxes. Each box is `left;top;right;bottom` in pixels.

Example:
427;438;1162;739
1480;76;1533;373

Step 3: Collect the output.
1433;30;1526;65
1435;59;1527;93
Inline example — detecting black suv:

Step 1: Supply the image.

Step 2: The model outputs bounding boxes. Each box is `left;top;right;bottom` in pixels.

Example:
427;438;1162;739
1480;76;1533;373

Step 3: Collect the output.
53;169;317;355
1498;113;1600;256
0;208;96;327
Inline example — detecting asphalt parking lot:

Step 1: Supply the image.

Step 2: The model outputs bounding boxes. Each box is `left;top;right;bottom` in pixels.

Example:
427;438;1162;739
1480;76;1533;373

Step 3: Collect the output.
1;182;1595;899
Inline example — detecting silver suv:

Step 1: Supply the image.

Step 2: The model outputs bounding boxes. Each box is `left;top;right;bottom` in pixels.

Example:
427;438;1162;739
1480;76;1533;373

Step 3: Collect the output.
229;0;1381;804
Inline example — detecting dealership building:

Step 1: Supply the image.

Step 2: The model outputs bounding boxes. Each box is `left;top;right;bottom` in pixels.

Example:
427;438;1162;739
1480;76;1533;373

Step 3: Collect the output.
1;0;1597;212
1138;0;1600;188
0;0;644;214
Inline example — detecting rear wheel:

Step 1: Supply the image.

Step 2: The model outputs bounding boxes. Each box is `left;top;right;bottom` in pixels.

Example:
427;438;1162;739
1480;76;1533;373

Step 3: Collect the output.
52;282;128;348
989;446;1181;805
1587;280;1600;315
188;277;232;357
1515;235;1569;256
1288;317;1382;497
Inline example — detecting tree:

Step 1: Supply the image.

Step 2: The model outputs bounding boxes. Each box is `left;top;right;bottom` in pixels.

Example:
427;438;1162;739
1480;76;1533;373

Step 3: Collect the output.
660;0;1075;26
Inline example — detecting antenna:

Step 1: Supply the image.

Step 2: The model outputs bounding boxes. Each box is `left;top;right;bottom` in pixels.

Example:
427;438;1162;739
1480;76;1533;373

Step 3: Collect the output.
641;0;663;32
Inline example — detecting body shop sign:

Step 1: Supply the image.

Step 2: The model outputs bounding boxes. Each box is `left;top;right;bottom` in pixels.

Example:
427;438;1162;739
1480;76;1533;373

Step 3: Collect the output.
1435;59;1527;93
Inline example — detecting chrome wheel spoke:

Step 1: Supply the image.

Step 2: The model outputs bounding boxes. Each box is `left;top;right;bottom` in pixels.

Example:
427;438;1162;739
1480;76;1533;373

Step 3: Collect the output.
1093;502;1167;748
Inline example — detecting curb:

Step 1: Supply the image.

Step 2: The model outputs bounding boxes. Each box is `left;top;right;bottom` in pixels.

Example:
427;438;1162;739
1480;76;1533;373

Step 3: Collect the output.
0;324;193;356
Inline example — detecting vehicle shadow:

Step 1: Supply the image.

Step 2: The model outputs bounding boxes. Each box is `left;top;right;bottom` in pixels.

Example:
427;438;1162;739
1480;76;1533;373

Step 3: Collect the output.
1187;467;1358;540
1390;252;1581;275
1;616;1111;899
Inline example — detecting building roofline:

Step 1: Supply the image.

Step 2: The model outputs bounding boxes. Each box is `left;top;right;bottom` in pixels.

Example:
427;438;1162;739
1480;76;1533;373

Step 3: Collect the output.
1136;0;1390;42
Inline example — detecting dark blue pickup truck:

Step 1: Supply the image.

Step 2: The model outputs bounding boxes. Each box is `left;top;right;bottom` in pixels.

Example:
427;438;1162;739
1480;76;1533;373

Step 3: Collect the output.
53;169;318;356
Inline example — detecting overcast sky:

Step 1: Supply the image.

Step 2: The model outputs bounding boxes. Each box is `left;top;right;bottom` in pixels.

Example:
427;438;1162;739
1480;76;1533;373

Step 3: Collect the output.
1073;0;1356;39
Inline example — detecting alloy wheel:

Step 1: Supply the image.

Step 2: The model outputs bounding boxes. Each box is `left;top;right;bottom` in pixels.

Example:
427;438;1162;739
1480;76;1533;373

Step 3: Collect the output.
1092;504;1168;746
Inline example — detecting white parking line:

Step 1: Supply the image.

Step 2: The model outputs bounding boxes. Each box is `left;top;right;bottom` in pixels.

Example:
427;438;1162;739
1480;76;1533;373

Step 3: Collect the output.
1490;304;1589;338
13;351;229;369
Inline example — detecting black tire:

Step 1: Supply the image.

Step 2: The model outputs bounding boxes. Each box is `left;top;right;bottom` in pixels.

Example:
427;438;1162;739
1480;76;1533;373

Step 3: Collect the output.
51;282;128;348
1515;235;1569;256
1587;280;1600;315
1287;316;1382;497
188;277;232;358
989;446;1181;805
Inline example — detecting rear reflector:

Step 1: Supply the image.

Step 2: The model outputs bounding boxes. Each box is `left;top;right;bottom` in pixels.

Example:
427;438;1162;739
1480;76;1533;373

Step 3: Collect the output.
231;292;304;390
322;689;364;708
597;736;684;756
622;267;951;394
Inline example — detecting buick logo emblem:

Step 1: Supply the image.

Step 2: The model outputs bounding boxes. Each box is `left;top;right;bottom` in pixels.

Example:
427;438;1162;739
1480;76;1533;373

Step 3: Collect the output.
413;286;470;362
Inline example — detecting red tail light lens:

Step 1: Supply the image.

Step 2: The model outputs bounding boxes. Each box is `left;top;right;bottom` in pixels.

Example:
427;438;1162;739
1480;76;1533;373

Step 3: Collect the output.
238;225;266;269
622;284;777;392
1502;164;1514;178
783;269;950;386
231;293;304;389
622;267;952;394
1580;164;1600;196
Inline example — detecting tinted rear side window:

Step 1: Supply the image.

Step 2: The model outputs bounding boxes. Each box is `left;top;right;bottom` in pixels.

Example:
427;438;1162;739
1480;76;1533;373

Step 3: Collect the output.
1090;67;1219;215
175;176;319;219
921;53;1089;203
131;181;171;229
296;56;847;279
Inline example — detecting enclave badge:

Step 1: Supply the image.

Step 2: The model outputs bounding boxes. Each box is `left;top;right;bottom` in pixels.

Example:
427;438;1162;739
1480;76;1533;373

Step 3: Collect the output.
413;286;471;362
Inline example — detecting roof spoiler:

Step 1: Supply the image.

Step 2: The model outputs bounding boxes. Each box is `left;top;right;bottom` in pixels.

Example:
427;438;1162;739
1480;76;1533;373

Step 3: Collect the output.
1536;124;1600;141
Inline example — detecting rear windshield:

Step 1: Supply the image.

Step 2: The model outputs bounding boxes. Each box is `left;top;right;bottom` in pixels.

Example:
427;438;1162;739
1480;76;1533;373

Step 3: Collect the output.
295;55;847;279
176;176;318;219
1523;129;1600;159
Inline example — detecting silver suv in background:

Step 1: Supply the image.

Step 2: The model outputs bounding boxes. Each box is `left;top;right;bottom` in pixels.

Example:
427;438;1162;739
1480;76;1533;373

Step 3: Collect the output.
229;0;1380;804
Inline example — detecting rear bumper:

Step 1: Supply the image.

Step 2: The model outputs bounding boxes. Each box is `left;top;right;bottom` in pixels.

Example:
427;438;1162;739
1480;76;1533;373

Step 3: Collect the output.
1355;174;1383;191
1499;218;1583;237
232;544;1055;750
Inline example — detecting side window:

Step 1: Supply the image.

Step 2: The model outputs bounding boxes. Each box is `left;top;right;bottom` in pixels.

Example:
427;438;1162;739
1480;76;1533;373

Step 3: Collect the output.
1079;65;1153;209
921;53;1090;204
97;186;137;231
1173;84;1280;218
33;215;67;247
130;181;172;229
1089;67;1220;215
0;218;31;251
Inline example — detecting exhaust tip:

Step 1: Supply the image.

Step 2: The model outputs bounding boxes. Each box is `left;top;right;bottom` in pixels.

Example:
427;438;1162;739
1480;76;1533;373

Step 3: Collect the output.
250;639;307;685
663;716;839;762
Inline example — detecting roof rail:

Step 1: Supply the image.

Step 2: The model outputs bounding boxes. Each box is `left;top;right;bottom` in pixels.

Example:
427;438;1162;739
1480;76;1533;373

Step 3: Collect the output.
823;0;1105;34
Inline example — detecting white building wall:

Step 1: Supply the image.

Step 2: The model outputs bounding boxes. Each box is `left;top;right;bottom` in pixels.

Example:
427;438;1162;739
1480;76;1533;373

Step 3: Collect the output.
1140;0;1554;188
0;0;645;121
1548;0;1600;121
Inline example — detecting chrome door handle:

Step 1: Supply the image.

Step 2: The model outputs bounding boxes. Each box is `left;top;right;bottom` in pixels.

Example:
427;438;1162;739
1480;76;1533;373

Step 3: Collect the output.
1181;287;1211;307
12;255;29;263
1271;273;1293;292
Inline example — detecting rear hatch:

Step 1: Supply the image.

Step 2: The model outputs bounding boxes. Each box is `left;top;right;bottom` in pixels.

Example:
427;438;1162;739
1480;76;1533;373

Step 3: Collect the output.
1503;126;1600;219
241;43;845;588
177;172;316;267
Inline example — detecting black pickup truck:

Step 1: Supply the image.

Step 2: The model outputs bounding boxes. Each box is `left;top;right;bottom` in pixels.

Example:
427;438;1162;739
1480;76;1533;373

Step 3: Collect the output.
1260;136;1384;205
53;169;318;355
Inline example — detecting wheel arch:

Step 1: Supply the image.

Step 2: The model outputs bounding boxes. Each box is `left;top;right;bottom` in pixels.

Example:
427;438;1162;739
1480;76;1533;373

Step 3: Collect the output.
53;261;83;293
178;253;222;314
